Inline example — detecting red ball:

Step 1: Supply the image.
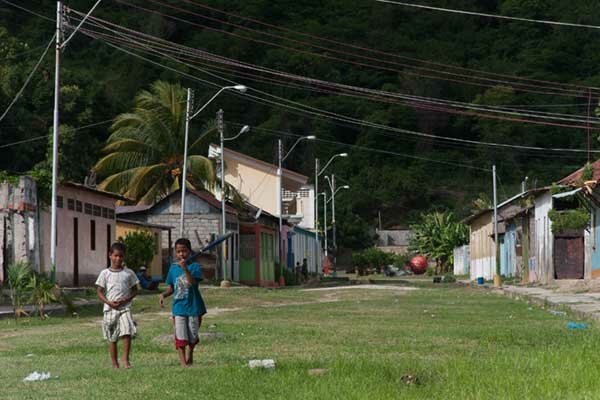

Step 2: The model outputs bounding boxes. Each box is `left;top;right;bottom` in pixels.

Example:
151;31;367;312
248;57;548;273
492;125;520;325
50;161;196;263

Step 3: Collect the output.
410;256;428;275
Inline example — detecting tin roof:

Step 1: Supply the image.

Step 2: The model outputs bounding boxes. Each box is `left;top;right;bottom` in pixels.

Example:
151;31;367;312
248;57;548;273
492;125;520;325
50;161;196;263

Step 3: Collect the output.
559;160;600;185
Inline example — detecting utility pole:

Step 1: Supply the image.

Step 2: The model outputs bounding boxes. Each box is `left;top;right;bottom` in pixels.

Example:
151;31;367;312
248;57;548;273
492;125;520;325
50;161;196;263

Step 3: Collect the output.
50;1;63;282
49;0;103;283
493;164;501;287
331;174;337;265
179;88;192;238
323;191;328;260
217;109;228;285
277;139;284;285
314;158;319;241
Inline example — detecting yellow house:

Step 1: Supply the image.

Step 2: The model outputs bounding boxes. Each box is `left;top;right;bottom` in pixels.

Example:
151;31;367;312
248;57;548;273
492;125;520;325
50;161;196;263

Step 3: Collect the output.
116;218;173;278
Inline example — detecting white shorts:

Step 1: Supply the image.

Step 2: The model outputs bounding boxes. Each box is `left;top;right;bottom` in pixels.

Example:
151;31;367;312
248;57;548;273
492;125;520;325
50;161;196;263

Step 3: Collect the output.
173;315;201;349
103;309;136;342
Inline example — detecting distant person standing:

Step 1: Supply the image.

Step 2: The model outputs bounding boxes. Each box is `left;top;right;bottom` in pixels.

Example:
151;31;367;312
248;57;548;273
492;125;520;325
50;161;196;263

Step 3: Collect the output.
301;258;309;280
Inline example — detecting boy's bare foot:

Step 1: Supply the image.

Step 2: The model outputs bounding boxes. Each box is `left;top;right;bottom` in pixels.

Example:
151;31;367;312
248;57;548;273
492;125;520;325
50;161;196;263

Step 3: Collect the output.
122;362;132;369
112;363;120;369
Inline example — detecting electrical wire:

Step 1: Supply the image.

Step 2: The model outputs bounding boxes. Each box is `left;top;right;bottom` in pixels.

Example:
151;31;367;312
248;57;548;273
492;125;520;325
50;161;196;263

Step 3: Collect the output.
0;33;55;123
121;0;594;99
71;15;600;129
0;119;114;149
375;0;600;30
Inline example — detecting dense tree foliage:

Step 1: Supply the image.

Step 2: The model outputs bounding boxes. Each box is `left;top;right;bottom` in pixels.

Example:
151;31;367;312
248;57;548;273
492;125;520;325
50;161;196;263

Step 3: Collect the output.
1;1;599;249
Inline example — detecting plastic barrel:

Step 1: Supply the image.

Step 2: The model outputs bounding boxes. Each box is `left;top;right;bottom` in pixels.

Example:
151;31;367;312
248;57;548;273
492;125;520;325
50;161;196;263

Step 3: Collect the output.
477;277;484;285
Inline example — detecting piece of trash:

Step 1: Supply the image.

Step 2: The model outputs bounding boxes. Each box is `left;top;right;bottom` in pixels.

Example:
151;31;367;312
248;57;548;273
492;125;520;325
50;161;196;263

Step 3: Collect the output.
308;368;328;376
208;324;217;329
528;307;533;311
566;322;588;330
25;354;34;358
23;371;52;382
401;374;419;385
550;310;566;316
248;359;276;369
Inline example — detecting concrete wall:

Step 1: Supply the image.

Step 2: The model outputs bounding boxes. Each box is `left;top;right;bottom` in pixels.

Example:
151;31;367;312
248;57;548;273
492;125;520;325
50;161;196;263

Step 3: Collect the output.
532;192;553;284
453;245;470;276
40;185;117;286
469;212;495;281
0;177;38;282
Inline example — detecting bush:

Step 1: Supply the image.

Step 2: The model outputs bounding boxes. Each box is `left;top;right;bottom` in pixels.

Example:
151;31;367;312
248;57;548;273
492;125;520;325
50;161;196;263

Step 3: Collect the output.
352;247;395;275
7;261;32;320
442;273;456;283
119;231;156;272
28;273;59;318
426;267;435;277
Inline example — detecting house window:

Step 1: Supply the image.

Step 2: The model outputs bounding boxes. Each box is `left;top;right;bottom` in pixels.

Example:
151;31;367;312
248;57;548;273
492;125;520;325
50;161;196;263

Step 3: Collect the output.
56;196;63;208
67;198;75;211
108;209;115;219
91;220;96;251
76;201;82;212
84;203;92;215
102;207;108;218
93;205;101;217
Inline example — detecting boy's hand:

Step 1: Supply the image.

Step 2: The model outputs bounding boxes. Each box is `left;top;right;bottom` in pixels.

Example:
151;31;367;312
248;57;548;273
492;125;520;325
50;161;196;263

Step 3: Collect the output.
178;259;188;270
108;300;120;309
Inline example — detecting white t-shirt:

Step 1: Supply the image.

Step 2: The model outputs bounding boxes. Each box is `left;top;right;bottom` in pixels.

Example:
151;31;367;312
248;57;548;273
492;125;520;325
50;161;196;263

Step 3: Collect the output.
95;268;140;312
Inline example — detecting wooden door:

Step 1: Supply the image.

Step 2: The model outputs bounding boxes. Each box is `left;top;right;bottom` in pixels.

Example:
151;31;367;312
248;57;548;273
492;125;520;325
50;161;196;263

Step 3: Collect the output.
554;231;584;279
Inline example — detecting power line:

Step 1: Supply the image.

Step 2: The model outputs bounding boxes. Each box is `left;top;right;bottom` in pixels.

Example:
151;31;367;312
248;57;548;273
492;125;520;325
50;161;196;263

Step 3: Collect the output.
0;34;55;124
375;0;600;30
121;0;594;99
0;0;54;22
0;119;114;149
73;16;600;130
68;12;600;156
181;0;598;92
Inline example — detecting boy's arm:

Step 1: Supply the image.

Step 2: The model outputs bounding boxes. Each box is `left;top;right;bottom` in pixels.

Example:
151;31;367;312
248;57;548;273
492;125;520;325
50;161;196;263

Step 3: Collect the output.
117;285;138;305
159;285;173;308
178;259;196;285
96;286;119;309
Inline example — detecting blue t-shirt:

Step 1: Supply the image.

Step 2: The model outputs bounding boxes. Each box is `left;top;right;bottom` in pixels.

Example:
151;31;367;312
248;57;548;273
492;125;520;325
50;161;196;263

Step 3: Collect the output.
165;262;207;317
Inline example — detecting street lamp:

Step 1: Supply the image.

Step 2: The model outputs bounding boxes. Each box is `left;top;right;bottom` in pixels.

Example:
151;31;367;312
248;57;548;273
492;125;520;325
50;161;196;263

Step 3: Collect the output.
179;84;247;238
314;152;348;250
278;135;316;285
324;175;349;275
219;124;250;286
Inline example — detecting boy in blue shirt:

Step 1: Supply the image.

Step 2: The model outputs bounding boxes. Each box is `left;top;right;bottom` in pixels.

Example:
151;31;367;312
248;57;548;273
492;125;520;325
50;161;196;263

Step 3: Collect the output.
159;238;207;367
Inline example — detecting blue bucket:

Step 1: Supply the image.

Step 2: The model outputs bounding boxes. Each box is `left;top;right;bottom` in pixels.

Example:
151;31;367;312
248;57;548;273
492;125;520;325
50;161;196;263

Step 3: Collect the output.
477;277;484;285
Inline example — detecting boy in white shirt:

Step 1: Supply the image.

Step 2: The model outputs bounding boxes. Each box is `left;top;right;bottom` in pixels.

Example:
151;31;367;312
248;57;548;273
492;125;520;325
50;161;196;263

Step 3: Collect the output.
95;242;139;369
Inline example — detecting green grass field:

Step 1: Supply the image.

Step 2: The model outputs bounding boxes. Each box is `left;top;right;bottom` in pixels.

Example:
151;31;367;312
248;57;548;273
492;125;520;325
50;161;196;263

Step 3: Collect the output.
1;283;599;399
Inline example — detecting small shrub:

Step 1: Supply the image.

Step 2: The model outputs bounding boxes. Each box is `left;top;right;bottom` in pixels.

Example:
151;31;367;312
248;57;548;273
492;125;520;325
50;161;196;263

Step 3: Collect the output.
7;261;32;320
442;273;456;283
548;208;589;234
28;273;59;318
426;267;435;277
119;231;156;272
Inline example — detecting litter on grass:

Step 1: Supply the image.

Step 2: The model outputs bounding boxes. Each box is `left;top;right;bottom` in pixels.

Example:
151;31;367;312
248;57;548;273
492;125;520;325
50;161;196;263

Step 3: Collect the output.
566;322;588;330
248;359;276;369
23;371;54;382
549;310;567;316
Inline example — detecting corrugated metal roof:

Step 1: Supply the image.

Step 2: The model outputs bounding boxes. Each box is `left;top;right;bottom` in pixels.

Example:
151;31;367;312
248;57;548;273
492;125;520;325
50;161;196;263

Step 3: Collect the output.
559;160;600;185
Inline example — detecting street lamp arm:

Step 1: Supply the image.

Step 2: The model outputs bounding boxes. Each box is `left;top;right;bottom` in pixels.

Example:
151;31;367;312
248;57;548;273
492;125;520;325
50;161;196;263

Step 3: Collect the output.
281;137;307;162
324;175;334;191
318;155;339;176
189;87;227;120
224;125;250;142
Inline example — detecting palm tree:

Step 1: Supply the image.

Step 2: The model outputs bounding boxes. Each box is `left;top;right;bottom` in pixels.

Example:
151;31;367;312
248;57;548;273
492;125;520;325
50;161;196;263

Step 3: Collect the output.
94;81;216;204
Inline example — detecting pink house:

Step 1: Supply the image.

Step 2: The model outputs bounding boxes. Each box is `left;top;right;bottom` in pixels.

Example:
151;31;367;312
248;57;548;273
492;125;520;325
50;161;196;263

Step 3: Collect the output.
39;182;126;286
